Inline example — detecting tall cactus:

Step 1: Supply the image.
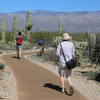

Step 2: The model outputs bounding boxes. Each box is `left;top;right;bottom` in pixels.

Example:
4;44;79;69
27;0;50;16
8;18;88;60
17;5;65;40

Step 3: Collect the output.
89;33;96;49
58;22;62;34
1;16;6;41
88;33;96;62
13;15;17;41
86;32;90;56
26;11;30;26
25;11;32;42
95;36;100;65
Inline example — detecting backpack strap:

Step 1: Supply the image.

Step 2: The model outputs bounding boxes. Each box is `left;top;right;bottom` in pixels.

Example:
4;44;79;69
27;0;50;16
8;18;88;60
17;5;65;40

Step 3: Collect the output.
60;43;67;63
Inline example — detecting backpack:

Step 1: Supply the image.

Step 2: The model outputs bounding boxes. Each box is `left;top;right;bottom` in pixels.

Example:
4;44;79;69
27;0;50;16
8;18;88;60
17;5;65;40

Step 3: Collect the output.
38;39;45;46
16;36;23;45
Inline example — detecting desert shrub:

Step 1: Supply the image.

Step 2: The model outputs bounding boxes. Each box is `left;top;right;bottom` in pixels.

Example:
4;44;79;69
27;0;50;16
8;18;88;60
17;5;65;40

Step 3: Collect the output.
82;71;98;80
52;36;62;48
95;73;100;82
81;71;100;82
0;40;34;50
5;32;13;43
22;41;33;50
30;32;62;46
42;41;89;66
0;40;15;50
0;51;2;54
74;41;89;66
0;63;5;69
43;48;57;62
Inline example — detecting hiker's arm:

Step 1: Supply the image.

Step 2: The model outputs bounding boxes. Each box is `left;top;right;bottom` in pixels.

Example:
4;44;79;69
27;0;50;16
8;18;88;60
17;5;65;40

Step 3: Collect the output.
56;44;60;63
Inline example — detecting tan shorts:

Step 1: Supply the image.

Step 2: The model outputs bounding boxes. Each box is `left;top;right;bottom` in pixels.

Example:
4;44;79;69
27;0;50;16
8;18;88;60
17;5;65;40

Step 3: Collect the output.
16;45;22;52
58;62;72;77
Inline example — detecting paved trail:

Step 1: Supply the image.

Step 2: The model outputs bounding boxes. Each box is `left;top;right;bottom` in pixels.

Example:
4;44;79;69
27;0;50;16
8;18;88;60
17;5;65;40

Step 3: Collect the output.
2;53;89;100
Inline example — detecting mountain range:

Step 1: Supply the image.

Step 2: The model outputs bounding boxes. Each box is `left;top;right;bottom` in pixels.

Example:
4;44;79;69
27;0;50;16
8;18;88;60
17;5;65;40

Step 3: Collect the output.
0;10;100;33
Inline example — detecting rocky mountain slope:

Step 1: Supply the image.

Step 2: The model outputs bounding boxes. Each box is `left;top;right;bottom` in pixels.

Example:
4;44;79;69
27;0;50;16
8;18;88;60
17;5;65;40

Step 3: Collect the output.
0;10;100;33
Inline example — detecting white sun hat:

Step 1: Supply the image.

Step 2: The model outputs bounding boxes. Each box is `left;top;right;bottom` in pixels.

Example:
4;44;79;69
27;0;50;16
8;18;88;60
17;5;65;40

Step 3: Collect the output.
63;32;71;40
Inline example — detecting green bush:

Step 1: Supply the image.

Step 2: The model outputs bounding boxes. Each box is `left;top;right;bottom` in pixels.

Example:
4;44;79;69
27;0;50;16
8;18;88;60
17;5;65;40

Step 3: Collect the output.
95;73;100;82
81;71;100;82
0;63;5;69
0;40;15;50
0;51;2;54
52;36;62;48
0;40;34;50
43;48;57;62
30;32;62;46
22;41;33;50
74;41;88;66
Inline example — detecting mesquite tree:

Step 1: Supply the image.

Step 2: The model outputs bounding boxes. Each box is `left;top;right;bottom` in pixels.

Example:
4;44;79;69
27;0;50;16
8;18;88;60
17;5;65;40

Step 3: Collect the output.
1;16;6;41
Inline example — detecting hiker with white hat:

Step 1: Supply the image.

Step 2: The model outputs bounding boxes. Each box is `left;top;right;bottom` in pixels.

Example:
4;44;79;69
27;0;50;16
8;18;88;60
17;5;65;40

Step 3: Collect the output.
56;32;75;95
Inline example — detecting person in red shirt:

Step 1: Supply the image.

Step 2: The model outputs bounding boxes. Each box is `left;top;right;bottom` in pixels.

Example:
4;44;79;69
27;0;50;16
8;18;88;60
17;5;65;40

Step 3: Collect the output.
16;32;23;59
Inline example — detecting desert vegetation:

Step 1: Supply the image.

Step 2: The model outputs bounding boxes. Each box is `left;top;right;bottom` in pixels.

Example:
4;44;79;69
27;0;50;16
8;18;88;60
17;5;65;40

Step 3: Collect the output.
0;11;100;82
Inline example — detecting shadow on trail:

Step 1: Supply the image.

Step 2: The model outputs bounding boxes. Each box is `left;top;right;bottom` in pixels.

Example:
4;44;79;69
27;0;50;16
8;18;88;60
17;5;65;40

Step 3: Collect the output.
43;83;61;92
11;56;18;59
43;83;73;96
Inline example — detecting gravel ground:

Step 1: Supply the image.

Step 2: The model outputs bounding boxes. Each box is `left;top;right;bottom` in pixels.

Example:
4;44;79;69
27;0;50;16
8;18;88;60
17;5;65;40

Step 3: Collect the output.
0;67;17;100
0;55;17;100
27;54;100;100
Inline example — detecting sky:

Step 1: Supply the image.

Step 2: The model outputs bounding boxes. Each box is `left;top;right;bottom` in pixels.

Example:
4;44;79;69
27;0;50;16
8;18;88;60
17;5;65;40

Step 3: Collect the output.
0;0;100;13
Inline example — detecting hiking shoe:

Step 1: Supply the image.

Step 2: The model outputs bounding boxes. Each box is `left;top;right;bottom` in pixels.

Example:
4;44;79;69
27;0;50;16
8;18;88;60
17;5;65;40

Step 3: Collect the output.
18;57;21;60
69;86;74;96
61;88;66;94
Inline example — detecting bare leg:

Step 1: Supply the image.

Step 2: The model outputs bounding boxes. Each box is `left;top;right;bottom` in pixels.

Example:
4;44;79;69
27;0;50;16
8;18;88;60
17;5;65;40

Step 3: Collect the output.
60;76;65;92
17;51;19;58
18;49;21;59
39;46;44;56
66;76;74;95
67;76;72;86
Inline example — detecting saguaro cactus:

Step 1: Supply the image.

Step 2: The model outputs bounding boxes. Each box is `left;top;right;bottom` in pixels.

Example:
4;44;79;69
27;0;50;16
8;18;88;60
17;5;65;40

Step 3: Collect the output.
86;32;91;57
58;22;62;34
95;36;100;65
13;15;17;41
88;33;96;63
89;33;96;49
26;12;30;26
1;16;6;41
25;11;32;42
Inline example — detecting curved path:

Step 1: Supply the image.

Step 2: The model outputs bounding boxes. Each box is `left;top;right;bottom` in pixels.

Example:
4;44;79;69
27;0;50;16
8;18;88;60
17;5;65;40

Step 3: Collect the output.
2;53;89;100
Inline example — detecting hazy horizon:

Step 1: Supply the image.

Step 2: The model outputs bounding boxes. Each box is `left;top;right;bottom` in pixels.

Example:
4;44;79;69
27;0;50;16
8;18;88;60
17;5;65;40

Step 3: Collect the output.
0;9;100;14
0;0;100;13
